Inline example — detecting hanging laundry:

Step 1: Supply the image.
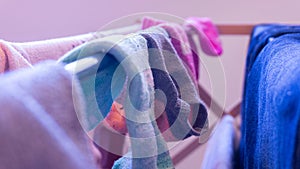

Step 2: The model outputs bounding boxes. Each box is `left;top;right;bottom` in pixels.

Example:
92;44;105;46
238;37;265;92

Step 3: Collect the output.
59;34;173;169
80;26;208;168
0;33;111;168
0;16;225;169
0;17;214;168
184;17;223;56
139;27;208;140
142;16;198;83
0;61;98;169
0;20;171;168
141;28;191;141
239;24;300;169
0;30;139;169
183;17;222;81
59;36;130;167
141;16;223;81
81;26;208;168
88;27;208;141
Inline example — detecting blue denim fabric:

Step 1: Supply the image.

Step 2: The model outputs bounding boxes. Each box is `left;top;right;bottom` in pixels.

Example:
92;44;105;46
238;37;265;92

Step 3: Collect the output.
245;24;300;75
239;24;300;169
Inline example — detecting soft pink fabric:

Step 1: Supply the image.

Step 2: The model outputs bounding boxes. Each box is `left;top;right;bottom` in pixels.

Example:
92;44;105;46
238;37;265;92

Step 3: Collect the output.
0;40;31;72
0;61;98;169
0;33;94;73
142;16;198;82
184;17;223;56
142;16;164;29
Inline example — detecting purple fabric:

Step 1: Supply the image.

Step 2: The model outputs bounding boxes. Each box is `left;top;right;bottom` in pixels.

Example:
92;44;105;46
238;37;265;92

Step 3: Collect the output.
0;61;97;169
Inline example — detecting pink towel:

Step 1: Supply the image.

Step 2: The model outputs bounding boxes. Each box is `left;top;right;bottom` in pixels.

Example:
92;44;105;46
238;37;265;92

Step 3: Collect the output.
142;16;198;82
0;33;94;73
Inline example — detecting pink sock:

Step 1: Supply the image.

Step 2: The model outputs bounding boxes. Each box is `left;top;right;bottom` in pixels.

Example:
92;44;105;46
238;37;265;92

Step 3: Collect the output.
184;17;223;56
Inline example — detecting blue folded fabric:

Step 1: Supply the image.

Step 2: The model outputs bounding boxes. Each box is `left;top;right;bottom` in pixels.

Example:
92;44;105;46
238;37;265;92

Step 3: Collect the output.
239;24;300;169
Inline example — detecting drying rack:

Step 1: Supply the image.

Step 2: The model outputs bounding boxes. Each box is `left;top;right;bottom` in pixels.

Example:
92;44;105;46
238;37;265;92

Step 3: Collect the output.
70;22;252;165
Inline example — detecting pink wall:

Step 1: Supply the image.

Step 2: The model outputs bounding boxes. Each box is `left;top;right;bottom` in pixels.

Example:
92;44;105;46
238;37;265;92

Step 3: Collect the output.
1;0;299;168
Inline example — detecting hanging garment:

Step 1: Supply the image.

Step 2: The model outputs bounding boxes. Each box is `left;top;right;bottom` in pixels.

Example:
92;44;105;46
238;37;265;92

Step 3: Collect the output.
140;28;191;141
184;17;223;56
0;34;94;73
184;17;222;81
0;61;97;169
141;17;198;83
112;31;175;168
0;33;108;167
239;24;300;169
201;115;235;169
104;26;208;141
139;27;208;139
0;28;141;168
0;30;143;168
91;27;208;168
59;34;173;169
0;30;131;135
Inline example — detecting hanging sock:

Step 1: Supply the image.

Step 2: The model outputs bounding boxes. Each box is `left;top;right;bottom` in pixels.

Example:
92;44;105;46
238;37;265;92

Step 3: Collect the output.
184;17;223;56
